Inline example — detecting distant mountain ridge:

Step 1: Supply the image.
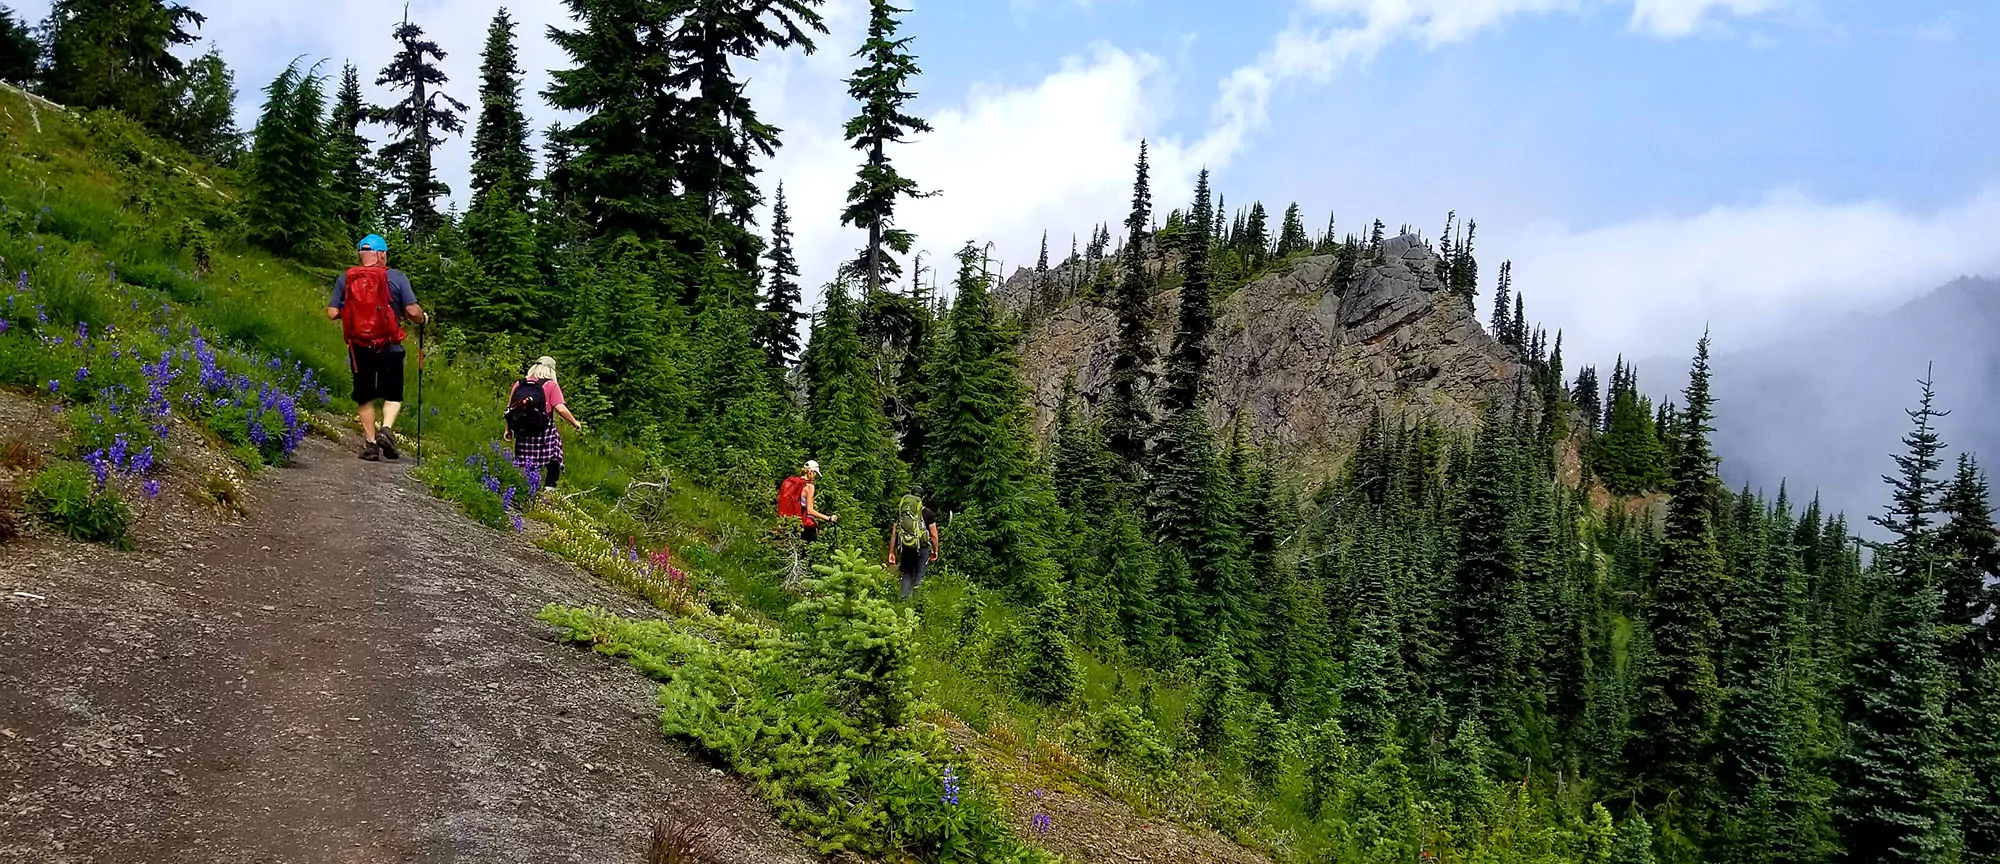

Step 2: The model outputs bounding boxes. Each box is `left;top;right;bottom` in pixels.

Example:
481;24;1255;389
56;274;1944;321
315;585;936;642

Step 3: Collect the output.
998;234;1532;475
1658;276;2000;529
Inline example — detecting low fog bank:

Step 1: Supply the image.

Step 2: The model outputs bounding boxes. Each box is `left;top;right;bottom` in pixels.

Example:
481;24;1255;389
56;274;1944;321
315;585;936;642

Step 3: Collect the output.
1645;277;2000;536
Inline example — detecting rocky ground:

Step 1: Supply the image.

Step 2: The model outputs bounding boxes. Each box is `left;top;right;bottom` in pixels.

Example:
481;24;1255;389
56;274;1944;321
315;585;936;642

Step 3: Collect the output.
0;435;816;864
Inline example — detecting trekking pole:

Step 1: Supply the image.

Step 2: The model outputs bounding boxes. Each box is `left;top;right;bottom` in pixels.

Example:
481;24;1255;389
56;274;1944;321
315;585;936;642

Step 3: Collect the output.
415;318;426;462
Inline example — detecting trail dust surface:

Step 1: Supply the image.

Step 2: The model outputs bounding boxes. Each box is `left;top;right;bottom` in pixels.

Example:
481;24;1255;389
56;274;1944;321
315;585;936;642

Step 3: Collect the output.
0;436;817;864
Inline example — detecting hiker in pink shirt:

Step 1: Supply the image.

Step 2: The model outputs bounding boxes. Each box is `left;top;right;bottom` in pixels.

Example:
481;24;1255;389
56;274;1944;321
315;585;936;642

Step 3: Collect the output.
503;356;585;492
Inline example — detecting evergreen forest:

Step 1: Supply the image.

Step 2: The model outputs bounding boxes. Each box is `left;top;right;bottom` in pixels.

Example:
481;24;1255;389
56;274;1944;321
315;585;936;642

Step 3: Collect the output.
1;3;1996;863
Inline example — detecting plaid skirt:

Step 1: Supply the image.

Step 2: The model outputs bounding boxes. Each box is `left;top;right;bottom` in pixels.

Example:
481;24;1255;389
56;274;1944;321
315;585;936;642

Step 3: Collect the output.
513;424;563;466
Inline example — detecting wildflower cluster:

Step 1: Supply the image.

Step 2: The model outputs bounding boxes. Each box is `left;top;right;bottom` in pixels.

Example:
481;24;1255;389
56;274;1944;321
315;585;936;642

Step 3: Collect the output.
453;442;540;532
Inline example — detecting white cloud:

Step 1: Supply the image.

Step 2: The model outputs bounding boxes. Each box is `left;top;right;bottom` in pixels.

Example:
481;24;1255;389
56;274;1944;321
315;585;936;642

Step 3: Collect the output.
1207;0;1797;167
1490;188;2000;370
1627;0;1792;38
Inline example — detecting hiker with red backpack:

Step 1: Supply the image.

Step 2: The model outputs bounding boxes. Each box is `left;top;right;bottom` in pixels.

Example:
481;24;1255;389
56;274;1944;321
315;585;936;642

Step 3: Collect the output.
326;234;426;461
504;355;584;493
777;460;837;543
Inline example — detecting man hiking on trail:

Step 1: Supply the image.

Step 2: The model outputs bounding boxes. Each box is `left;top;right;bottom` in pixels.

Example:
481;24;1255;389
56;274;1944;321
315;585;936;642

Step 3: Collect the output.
504;355;585;495
887;484;939;600
777;460;837;544
326;234;425;462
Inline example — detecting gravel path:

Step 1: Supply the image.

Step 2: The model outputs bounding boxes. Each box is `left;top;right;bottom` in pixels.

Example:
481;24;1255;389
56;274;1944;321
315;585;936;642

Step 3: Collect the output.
0;437;817;864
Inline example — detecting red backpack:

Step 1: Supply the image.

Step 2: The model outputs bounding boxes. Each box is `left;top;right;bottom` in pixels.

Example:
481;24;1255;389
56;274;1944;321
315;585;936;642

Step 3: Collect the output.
341;266;407;349
777;475;811;525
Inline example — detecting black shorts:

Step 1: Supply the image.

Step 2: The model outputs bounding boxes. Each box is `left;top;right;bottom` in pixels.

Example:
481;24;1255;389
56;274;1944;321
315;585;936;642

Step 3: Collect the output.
350;345;406;404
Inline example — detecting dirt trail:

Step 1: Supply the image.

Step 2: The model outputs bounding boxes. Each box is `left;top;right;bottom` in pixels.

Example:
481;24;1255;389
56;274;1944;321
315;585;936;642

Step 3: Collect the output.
0;437;817;864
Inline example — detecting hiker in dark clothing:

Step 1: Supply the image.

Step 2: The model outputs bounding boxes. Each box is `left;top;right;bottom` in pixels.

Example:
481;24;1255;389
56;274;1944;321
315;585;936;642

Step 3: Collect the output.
888;485;940;600
327;234;426;461
503;356;585;494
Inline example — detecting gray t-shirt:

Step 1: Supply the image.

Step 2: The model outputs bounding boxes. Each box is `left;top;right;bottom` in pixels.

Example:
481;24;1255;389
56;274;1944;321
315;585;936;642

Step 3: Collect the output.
331;269;419;352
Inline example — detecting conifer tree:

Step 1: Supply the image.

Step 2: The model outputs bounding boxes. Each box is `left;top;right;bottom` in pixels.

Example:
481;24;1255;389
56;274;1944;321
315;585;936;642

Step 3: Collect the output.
326;63;379;239
1938;454;1999;678
920;244;1029;515
1490;260;1513;343
1102;140;1156;468
462;8;541;332
1572;365;1603;431
243;62;333;258
1241;201;1270;265
39;0;204;133
1275;202;1308;258
802;281;904;527
841;0;931;293
1837;374;1955;864
1034;231;1052;313
759;184;804;368
1611;813;1659;864
545;0;688;245
0;6;35;84
174;50;243;165
1162;168;1215;417
468;10;535;213
372;11;466;237
668;0;823;276
558;235;685;421
1629;334;1724;804
1452;411;1521;730
1957;661;2000;864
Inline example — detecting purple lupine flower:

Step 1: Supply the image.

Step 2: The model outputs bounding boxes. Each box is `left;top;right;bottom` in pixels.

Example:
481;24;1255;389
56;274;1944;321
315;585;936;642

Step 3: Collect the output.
36;305;47;323
107;435;129;470
84;450;109;487
512;513;525;532
482;474;502;495
941;765;960;806
74;366;88;383
502;486;516;511
143;480;161;499
130;446;154;475
46;379;58;394
0;319;8;334
75;321;87;341
13;271;24;291
524;465;542;493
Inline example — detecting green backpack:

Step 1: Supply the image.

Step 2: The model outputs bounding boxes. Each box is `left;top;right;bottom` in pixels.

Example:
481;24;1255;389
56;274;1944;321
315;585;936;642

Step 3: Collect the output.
897;494;926;548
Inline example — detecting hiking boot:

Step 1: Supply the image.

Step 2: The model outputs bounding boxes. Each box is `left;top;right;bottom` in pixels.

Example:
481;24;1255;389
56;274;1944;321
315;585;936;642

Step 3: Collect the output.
359;441;382;461
377;427;401;461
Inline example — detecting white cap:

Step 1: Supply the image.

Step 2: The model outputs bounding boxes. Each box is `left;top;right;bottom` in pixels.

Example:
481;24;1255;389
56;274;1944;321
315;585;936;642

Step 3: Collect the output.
804;460;820;474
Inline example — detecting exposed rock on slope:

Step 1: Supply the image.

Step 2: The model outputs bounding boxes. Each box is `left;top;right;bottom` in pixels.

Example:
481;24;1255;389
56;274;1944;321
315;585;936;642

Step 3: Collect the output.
999;235;1530;472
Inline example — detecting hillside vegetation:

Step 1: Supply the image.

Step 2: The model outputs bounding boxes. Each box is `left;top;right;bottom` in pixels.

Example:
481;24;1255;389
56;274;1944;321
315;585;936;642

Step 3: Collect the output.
3;2;2000;863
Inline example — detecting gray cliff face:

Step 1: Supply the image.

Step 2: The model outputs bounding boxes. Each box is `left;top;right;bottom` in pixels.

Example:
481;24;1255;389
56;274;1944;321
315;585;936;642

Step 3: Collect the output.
1000;234;1530;474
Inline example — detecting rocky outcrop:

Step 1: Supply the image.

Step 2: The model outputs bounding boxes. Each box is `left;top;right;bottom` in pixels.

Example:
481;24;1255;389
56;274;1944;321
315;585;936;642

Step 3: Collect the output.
1001;234;1530;475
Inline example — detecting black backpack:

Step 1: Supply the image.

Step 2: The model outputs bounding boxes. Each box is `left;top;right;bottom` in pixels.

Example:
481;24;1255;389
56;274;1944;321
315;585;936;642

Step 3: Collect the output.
505;378;551;439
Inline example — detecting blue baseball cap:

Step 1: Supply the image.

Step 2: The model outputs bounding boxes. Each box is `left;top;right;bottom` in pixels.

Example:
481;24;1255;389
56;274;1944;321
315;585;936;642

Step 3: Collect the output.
357;234;388;252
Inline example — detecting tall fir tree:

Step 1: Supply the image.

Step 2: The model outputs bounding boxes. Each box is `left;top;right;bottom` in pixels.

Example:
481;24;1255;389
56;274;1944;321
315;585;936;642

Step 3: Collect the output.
38;0;204;133
1451;410;1522;733
1102;140;1156;468
326;63;378;239
1629;334;1725;805
544;0;688;245
462;8;541;332
1837;373;1956;864
372;11;466;237
0;5;36;84
841;0;931;293
759;184;804;368
1162;168;1215;417
243;62;333;258
920;244;1029;516
1937;454;1998;679
1275;202;1308;258
665;0;823;276
173;49;243;165
802;281;905;528
1491;260;1514;344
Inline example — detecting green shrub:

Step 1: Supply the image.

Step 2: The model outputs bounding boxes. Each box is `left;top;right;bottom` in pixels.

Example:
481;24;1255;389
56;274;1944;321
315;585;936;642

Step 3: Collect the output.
26;461;132;547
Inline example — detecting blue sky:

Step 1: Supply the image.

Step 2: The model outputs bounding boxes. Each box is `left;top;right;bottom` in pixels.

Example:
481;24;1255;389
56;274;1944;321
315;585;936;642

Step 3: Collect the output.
13;0;1999;368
